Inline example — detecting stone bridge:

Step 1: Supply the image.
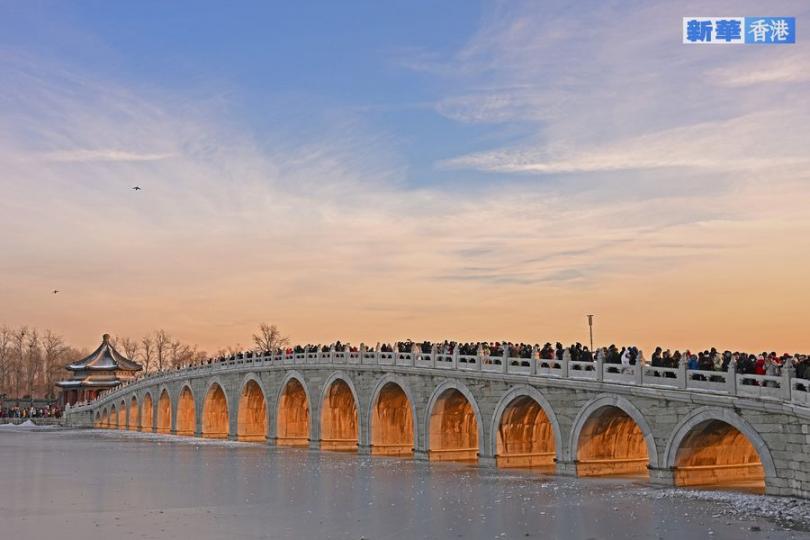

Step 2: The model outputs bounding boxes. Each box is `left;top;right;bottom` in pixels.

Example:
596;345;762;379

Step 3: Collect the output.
65;349;810;498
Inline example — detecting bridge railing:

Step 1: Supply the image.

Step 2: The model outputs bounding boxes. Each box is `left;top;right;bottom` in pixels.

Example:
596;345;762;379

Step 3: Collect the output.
67;347;810;413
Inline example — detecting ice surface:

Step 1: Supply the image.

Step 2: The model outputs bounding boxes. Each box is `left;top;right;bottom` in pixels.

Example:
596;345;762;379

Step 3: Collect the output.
0;429;807;540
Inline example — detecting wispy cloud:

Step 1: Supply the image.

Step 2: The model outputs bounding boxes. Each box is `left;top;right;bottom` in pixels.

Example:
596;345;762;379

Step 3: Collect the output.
40;149;175;163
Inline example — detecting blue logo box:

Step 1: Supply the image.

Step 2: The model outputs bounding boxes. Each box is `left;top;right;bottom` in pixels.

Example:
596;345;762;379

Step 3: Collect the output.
683;17;795;44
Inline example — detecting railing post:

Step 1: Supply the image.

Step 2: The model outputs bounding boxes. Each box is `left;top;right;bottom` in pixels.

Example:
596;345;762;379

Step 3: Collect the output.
727;363;737;396
595;348;604;382
476;344;483;371
430;344;437;369
782;364;794;401
501;346;508;374
634;355;643;385
560;349;569;378
330;346;335;364
678;356;687;389
452;345;459;370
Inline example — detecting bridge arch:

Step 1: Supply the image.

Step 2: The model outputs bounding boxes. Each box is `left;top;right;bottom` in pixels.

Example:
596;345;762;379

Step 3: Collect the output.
570;394;658;477
367;374;417;456
276;371;311;446
490;385;562;470
202;380;230;439
101;407;109;428
129;395;139;431
94;411;101;428
141;392;154;432
319;371;361;452
664;407;774;493
118;400;126;429
110;404;118;429
157;387;172;433
425;380;483;462
175;384;196;436
237;374;268;441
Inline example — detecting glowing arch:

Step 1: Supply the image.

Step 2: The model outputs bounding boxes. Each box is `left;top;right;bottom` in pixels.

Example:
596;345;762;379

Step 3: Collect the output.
202;381;230;439
175;384;196;436
425;380;483;462
664;407;774;492
276;371;311;446
128;396;139;431
118;400;126;429
569;394;658;477
156;388;172;434
237;374;267;442
319;372;360;451
489;385;562;469
367;374;417;456
141;392;154;432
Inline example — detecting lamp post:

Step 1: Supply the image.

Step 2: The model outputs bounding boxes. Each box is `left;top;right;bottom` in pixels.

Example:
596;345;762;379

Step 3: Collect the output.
587;314;595;352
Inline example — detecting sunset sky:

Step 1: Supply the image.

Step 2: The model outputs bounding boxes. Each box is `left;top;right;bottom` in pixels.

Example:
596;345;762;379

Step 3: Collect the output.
1;1;809;355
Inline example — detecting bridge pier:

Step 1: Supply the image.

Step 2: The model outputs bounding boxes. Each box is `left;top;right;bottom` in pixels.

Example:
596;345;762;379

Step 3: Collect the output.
648;467;675;487
555;460;578;477
478;455;496;468
358;445;371;456
413;449;428;462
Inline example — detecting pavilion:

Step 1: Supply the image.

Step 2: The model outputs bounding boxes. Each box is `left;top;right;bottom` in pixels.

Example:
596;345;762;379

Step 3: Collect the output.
57;333;142;406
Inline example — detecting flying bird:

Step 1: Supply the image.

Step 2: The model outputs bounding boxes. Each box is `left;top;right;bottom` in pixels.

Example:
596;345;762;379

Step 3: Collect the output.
132;185;142;191
52;290;59;294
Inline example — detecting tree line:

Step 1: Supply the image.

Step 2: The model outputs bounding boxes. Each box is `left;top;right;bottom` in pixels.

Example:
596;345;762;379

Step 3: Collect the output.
0;323;289;400
0;326;82;400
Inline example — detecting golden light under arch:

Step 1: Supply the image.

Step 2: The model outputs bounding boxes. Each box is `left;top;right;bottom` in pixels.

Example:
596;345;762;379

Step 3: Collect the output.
237;379;267;442
320;378;358;452
202;383;229;439
157;389;171;434
674;419;765;492
128;396;139;431
118;400;126;429
496;395;555;470
370;381;414;456
176;386;196;436
576;405;649;477
141;393;154;432
277;377;309;447
428;387;479;463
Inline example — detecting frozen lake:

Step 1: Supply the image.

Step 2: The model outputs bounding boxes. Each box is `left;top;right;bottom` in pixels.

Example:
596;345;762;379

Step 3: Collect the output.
1;428;808;539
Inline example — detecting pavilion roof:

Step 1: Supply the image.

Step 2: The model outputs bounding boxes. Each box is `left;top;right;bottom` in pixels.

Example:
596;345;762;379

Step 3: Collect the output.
66;334;142;372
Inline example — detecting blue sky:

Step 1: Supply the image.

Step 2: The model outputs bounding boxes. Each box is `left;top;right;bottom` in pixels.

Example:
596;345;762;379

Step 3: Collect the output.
2;1;810;353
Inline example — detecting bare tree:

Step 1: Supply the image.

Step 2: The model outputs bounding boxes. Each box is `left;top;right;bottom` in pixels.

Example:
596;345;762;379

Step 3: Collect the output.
119;337;140;363
252;323;289;352
169;339;195;368
0;326;11;396
154;330;172;372
42;330;67;398
141;335;155;373
11;326;28;399
24;329;41;402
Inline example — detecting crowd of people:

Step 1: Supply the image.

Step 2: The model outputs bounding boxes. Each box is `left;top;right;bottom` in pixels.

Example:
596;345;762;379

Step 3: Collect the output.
89;338;810;406
0;405;61;419
157;340;807;383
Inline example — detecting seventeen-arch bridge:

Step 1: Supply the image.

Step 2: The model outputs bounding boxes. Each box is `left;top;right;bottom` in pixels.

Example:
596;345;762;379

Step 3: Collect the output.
64;348;810;498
